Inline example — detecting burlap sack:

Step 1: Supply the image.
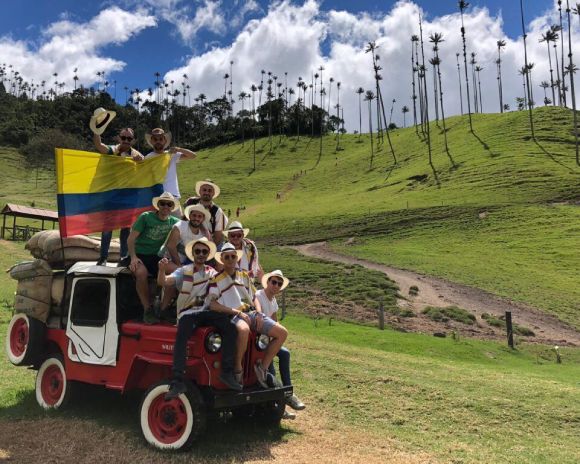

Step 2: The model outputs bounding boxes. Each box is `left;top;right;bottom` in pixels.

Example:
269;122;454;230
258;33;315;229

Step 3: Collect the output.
14;294;50;322
16;276;52;304
9;259;52;280
51;274;65;307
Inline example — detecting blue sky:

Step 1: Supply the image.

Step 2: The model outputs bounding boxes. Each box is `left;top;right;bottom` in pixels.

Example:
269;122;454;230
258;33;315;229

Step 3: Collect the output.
0;1;576;128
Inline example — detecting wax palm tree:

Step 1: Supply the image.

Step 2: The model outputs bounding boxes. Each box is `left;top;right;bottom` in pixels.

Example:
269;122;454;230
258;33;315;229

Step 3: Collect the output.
558;1;567;106
565;0;579;165
470;52;479;113
401;106;409;128
519;66;529;109
475;65;484;113
496;40;506;112
455;52;464;116
429;32;450;154
429;57;439;121
519;0;535;138
364;90;375;168
458;1;473;131
411;37;419;128
550;26;563;106
540;81;551;105
418;14;432;164
539;28;558;105
356;87;364;141
335;81;341;150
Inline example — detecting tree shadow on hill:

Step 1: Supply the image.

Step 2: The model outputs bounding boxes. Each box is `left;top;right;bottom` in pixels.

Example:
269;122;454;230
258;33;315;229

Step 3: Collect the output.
0;386;299;461
429;160;441;188
534;140;577;173
471;130;500;158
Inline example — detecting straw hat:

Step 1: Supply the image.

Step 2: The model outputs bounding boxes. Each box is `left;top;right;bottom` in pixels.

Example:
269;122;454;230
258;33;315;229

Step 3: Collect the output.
261;270;290;290
89;107;116;135
152;192;179;211
225;221;249;237
183;203;211;222
214;242;243;264
185;237;217;262
145;128;172;150
195;179;221;199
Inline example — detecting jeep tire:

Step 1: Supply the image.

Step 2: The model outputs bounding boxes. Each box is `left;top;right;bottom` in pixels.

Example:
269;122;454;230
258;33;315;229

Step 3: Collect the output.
6;313;45;366
140;380;206;450
35;354;72;409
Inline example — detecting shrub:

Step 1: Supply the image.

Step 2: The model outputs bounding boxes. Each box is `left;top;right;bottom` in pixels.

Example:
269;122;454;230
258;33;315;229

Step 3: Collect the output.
21;128;91;168
481;313;535;336
422;305;476;325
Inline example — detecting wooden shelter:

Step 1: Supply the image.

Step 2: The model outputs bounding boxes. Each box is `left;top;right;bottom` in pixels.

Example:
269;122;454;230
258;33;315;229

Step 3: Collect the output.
1;204;58;241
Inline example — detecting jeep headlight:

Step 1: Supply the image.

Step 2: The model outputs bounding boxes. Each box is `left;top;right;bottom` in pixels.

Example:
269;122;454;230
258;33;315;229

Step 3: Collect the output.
256;334;270;351
205;332;222;353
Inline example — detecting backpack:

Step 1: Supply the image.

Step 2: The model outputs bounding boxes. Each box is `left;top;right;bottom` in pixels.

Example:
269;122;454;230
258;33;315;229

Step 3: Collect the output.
184;197;220;233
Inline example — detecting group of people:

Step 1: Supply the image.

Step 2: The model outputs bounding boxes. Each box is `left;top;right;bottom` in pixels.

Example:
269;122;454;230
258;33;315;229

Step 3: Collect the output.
89;108;304;419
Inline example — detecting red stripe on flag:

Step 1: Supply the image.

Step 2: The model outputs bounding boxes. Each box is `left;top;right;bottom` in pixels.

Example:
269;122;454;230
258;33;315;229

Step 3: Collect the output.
59;206;154;237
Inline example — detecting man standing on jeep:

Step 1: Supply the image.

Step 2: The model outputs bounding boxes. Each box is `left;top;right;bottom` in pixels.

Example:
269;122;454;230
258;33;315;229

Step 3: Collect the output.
184;179;228;248
157;238;241;397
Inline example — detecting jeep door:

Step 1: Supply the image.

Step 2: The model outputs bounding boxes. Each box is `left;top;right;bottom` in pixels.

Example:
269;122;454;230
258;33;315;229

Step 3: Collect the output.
66;277;119;366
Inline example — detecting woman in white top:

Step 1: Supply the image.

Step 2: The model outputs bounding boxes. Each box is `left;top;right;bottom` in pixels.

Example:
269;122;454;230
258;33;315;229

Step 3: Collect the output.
254;270;305;418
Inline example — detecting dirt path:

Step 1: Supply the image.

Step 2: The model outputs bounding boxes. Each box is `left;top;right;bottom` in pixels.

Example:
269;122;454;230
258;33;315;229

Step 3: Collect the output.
293;242;580;346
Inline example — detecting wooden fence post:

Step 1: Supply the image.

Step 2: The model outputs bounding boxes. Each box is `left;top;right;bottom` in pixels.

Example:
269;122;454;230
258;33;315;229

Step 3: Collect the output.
505;311;514;349
378;300;385;330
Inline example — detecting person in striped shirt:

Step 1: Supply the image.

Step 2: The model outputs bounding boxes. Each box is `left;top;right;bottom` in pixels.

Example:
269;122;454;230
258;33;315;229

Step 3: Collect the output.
205;243;287;387
157;237;241;398
225;221;263;280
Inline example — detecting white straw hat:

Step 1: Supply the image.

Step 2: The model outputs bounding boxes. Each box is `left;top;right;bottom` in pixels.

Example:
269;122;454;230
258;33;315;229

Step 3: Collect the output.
152;192;179;211
261;270;290;290
183;203;211;222
214;242;243;264
225;221;249;237
89;107;116;135
195;179;221;199
145;128;172;150
185;237;217;262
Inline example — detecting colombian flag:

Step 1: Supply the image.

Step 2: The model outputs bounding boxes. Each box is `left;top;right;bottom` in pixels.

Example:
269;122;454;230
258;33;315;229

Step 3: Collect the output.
55;148;170;237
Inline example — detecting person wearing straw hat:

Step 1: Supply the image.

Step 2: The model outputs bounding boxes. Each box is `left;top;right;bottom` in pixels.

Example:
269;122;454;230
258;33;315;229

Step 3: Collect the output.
206;243;287;388
158;203;212;313
89;108;144;266
127;192;180;321
157;238;242;396
255;270;305;418
144;128;196;214
225;221;263;280
184;179;228;248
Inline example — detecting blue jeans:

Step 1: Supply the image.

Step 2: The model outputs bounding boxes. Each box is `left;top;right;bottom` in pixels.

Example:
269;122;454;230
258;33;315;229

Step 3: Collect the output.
268;346;291;386
100;227;130;260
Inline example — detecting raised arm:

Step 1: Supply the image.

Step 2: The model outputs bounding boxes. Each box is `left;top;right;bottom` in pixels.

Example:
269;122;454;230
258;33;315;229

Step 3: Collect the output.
93;133;111;154
170;146;196;160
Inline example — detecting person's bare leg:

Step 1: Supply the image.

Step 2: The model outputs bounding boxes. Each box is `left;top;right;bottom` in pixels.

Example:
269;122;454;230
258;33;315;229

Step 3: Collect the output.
134;267;150;310
262;324;287;367
234;319;250;373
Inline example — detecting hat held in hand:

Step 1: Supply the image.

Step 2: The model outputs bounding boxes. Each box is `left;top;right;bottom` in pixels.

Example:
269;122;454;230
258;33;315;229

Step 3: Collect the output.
90;107;116;135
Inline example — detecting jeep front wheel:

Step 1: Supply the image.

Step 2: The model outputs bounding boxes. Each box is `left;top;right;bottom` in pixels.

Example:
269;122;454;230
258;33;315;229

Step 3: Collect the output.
140;380;206;450
6;313;45;366
35;355;71;410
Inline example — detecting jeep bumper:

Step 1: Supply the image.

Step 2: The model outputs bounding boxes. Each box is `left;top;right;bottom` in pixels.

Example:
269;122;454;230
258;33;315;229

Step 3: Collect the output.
210;385;293;409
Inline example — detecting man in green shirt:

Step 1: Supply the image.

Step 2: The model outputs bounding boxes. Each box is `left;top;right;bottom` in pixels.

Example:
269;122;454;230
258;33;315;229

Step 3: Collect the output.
128;192;180;316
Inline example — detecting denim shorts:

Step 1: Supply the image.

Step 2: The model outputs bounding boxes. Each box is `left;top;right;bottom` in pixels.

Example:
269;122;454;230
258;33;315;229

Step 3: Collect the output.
233;311;276;335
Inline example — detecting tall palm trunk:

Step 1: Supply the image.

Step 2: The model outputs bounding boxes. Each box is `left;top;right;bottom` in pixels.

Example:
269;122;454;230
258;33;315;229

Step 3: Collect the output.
456;53;464;115
416;42;426;134
431;59;439;121
558;1;567;106
520;0;535;138
565;0;579;165
419;14;432;164
411;41;418;129
545;39;557;105
554;42;563;106
459;2;473;131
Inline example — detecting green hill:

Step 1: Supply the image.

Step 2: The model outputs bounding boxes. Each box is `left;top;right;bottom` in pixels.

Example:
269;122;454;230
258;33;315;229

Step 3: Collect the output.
1;107;579;327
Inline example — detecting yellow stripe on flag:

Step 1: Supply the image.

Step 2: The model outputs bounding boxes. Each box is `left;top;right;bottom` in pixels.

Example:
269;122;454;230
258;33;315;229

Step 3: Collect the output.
55;148;170;194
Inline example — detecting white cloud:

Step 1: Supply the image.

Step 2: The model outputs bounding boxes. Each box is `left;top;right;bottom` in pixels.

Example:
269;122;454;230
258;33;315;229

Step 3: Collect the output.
158;0;580;131
0;6;156;94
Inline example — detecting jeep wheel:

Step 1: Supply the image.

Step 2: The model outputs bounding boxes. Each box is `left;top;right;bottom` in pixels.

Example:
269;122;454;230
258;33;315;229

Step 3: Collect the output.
140;380;206;450
256;399;285;426
35;355;71;410
6;313;45;366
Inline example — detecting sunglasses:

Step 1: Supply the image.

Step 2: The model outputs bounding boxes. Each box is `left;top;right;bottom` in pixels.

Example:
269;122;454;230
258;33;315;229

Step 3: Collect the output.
228;233;243;239
119;136;133;142
221;254;238;261
269;279;284;287
194;248;209;256
158;201;174;207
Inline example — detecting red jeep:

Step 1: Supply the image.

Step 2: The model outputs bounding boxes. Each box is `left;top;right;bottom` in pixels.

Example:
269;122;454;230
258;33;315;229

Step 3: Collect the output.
6;261;292;450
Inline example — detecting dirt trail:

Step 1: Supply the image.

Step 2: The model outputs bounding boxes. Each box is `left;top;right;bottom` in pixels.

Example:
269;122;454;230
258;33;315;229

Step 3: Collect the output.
293;242;580;346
